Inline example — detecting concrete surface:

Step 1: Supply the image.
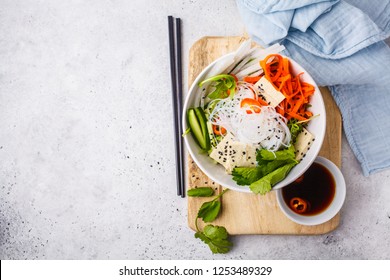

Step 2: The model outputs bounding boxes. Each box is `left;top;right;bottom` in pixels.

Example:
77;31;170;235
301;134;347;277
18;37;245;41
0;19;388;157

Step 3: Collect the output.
0;0;389;260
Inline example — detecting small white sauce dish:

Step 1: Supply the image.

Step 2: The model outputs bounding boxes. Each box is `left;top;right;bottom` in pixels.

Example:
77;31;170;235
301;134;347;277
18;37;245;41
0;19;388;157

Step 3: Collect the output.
276;156;346;226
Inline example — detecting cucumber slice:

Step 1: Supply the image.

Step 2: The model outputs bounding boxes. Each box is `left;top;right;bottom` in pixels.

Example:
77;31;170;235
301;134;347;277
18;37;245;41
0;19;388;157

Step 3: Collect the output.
206;121;217;148
187;108;210;151
194;107;210;149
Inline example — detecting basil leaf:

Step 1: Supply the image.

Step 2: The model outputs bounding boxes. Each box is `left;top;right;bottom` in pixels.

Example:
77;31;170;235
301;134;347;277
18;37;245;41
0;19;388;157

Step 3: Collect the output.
187;187;215;197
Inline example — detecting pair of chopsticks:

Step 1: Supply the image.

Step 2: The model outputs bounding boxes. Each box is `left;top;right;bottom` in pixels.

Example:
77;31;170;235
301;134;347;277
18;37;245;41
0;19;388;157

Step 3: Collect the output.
168;16;185;198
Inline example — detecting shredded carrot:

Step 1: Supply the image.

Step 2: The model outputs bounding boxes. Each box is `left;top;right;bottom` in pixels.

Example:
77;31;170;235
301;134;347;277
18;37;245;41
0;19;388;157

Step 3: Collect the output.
259;54;315;120
287;112;307;121
244;76;261;83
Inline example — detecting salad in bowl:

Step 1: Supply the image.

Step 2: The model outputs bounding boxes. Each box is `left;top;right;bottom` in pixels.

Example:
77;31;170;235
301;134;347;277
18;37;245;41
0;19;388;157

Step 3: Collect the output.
183;40;326;195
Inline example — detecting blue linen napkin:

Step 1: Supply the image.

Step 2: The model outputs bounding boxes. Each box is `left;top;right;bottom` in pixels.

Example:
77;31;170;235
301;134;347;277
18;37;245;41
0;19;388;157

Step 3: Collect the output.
236;0;390;176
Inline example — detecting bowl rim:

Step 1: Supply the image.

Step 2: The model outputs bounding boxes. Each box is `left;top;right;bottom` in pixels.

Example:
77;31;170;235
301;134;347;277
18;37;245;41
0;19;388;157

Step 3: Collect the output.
275;156;346;226
182;51;326;193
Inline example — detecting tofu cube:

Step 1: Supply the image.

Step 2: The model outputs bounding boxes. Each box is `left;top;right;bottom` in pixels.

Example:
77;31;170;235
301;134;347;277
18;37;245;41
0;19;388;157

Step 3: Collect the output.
254;76;285;107
294;128;315;161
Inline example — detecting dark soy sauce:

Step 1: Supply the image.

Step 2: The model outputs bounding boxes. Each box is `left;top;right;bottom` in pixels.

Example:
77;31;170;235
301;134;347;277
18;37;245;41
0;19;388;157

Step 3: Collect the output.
282;162;335;216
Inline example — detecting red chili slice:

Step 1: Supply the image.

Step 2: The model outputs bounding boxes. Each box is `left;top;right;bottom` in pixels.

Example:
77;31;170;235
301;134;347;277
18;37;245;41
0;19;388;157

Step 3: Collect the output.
213;125;227;135
289;197;309;214
240;98;262;114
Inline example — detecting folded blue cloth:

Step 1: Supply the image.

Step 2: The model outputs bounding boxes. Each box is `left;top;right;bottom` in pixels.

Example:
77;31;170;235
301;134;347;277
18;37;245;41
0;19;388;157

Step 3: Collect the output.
236;0;390;176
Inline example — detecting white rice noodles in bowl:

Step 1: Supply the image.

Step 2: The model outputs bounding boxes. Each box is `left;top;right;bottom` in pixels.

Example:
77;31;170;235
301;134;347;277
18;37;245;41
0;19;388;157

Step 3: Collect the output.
183;40;326;194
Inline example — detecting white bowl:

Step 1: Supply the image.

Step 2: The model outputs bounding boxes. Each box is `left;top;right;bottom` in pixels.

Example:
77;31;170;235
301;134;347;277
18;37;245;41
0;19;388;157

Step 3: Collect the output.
183;52;326;193
276;156;346;226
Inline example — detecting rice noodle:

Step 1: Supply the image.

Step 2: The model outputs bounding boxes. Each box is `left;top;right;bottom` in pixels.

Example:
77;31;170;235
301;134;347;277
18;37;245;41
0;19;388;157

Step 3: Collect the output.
207;83;291;151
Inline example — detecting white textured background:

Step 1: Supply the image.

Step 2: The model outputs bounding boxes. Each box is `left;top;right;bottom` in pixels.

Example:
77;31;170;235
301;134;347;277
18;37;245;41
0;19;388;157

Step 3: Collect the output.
0;0;389;259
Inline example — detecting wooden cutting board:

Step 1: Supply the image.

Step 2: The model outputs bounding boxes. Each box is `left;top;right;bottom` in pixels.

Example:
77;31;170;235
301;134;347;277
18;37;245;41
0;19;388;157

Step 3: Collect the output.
187;36;342;235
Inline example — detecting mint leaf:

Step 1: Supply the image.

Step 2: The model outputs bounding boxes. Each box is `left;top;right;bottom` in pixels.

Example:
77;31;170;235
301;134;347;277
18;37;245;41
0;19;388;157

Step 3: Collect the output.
187;187;214;197
250;162;297;195
195;225;232;254
197;200;221;222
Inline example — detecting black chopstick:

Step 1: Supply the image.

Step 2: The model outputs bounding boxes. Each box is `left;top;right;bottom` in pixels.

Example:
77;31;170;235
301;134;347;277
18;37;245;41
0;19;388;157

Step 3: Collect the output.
168;15;185;197
175;18;185;198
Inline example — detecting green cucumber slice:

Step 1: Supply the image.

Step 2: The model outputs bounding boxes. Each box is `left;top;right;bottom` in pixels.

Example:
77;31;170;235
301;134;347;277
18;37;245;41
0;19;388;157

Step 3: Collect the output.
187;108;210;151
194;108;210;149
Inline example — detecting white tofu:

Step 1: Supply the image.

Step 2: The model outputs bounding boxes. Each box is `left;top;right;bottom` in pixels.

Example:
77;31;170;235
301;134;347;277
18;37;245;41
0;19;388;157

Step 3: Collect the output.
225;142;248;174
225;143;259;173
209;133;259;174
254;76;285;107
209;133;235;170
294;128;315;161
245;144;259;166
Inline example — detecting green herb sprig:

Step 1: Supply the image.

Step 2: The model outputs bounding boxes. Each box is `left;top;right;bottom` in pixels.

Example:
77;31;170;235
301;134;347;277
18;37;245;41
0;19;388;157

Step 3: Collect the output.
232;145;298;195
187;187;232;254
199;74;236;100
